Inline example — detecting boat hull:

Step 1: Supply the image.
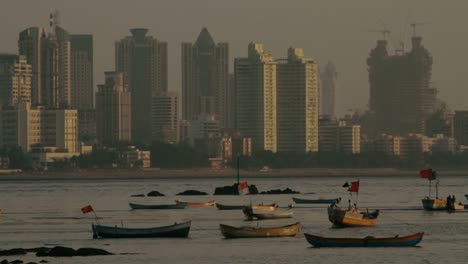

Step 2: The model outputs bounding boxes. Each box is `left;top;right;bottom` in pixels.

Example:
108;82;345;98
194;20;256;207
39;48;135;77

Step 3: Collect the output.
422;198;447;211
92;221;191;239
304;232;424;247
243;208;293;220
129;203;187;210
175;200;215;207
220;222;301;238
327;206;378;227
293;197;340;204
215;203;276;210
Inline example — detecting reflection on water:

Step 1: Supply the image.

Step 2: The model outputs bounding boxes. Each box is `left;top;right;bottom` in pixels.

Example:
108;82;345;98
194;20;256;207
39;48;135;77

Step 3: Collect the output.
0;176;468;263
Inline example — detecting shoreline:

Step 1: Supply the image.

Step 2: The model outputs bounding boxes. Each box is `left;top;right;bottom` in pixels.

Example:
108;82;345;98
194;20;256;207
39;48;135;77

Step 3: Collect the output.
0;167;467;181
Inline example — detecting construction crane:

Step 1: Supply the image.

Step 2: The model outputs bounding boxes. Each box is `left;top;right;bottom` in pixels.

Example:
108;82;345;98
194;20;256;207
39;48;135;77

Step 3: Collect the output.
410;22;427;37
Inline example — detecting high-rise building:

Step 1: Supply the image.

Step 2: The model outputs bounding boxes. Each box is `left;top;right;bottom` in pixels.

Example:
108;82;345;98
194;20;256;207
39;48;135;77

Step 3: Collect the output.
181;28;229;128
454;111;468;146
227;73;236;130
318;118;360;154
70;34;93;110
320;61;337;117
0;54;32;107
19;15;72;109
277;47;319;153
235;43;277;152
115;28;168;144
95;72;131;145
151;92;179;143
367;35;436;135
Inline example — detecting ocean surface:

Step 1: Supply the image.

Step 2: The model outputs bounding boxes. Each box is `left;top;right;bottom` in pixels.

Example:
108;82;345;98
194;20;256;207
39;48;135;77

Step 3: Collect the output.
1;175;468;263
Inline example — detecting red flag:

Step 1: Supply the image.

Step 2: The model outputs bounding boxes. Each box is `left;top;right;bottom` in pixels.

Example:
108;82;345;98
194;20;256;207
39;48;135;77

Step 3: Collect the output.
420;169;435;179
237;181;250;195
347;181;359;192
81;205;94;214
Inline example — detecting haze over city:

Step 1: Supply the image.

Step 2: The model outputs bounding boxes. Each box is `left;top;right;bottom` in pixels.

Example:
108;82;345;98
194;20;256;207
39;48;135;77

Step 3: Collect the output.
1;0;467;116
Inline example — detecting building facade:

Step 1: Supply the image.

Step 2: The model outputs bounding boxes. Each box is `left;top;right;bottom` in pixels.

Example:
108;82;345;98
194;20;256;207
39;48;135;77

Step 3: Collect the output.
320;61;337;117
277;47;319;153
0;54;32;107
454;111;468;146
181;28;229;128
235;43;277;152
95;72;131;145
70;34;93;110
115;28;167;144
151;92;179;143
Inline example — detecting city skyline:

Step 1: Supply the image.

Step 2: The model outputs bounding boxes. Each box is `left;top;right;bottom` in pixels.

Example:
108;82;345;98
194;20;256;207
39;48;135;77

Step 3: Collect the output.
1;1;467;116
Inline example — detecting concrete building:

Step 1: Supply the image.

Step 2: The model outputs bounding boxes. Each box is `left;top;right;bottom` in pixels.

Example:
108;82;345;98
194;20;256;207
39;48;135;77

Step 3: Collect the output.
367;36;436;135
121;146;151;168
431;134;456;154
374;134;402;156
95;72;131;145
115;28;167;144
181;28;229;128
78;109;96;144
0;103;78;152
70;34;93;110
320;61;337;117
318;119;360;154
19;19;72;108
151;92;179;143
400;133;432;160
0;54;32;107
235;43;277;152
276;47;319;153
454;111;468;146
227;73;236;130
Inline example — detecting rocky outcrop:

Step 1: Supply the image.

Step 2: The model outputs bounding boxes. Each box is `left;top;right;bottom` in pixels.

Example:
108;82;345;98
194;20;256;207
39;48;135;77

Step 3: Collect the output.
130;194;145;197
35;246;112;257
214;184;238;195
0;249;27;256
176;190;207;195
146;191;165;197
259;188;299;194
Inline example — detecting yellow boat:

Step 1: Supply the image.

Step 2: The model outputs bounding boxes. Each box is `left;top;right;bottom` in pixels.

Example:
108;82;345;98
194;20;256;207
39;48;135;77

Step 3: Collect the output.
327;205;379;227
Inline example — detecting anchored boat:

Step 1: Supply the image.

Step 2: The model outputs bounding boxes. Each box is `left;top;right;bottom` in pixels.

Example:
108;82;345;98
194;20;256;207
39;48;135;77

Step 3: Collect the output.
220;222;301;238
304;232;424;247
243;207;293;220
175;200;215;207
92;221;191;239
129;202;187;210
292;197;341;204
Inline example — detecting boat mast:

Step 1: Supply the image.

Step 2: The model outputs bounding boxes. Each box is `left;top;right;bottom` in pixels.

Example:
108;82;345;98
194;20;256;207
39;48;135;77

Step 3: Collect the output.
428;179;432;198
237;155;240;185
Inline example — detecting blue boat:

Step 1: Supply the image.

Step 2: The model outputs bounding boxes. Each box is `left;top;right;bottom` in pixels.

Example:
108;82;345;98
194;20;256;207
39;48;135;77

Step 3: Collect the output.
304;232;424;247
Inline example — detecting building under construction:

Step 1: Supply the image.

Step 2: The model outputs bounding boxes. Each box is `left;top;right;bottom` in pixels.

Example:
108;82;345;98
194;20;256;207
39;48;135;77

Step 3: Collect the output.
367;35;436;136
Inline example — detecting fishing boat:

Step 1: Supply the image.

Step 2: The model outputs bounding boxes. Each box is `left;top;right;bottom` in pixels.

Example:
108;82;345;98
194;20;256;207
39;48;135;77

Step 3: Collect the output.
92;221;191;239
215;203;277;210
327;205;379;227
243;207;293;220
292;197;341;204
465;194;468;200
175;200;215;207
419;168;448;211
220;222;301;238
129;202;187;210
304;232;424;247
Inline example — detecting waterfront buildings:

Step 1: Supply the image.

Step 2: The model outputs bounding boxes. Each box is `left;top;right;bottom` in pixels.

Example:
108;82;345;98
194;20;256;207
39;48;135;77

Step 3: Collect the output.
151;92;179;143
181;28;229;128
235;43;277;153
454;111;468;146
115;28;167;144
70;34;93;110
318;118;360;154
277;47;319;153
95;72;131;145
0;54;32;107
320;61;337;118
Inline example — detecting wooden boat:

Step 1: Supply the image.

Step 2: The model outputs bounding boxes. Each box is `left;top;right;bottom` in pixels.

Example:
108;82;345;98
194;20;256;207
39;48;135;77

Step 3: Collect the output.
422;197;447;211
243;207;293;220
175;200;215;207
327;205;379;227
304;232;424;247
92;221;191;239
220;222;301;238
215;203;277;210
129;202;187;210
293;197;341;204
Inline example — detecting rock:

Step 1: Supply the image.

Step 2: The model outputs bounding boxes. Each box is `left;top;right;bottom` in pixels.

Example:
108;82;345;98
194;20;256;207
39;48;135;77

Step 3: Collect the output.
146;191;165;197
25;247;49;253
176;190;207;195
36;246;76;257
130;194;145;197
75;248;113;256
249;184;259;194
26;262;37;264
0;248;27;256
10;260;23;264
214;184;238;195
259;188;299;194
39;261;48;263
1;260;9;264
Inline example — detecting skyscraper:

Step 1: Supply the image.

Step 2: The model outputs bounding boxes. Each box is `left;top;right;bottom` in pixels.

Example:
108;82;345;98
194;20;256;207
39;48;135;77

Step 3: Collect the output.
0;54;32;107
70;34;93;110
235;43;277;152
115;28;168;144
181;28;229;127
277;47;319;153
95;72;131;145
367;35;436;135
151;92;179;143
320;61;337;118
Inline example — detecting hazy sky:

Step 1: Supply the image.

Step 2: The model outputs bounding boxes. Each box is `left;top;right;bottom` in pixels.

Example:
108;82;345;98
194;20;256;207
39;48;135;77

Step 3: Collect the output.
1;0;467;115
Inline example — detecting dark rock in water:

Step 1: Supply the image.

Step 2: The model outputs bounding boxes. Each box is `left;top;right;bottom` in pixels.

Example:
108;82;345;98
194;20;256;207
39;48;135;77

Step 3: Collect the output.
130;194;145;197
0;260;8;264
39;261;48;263
10;260;23;264
147;191;165;197
75;248;113;256
259;188;299;194
26;262;37;264
25;247;49;253
214;184;238;195
0;248;27;256
249;184;259;194
176;190;208;195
